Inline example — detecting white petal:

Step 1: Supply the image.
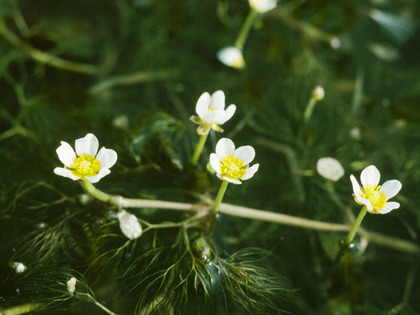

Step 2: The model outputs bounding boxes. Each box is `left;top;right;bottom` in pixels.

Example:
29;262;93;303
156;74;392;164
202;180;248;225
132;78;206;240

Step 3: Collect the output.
54;167;80;181
220;104;236;124
96;147;118;169
356;195;374;211
234;145;255;164
118;209;142;239
216;138;235;158
196;92;211;119
361;165;380;187
380;180;402;199
350;175;361;196
75;133;99;156
377;202;400;214
211;90;225;110
209;153;221;174
242;163;259;180
86;169;111;183
222;176;242;184
56;141;76;167
203;110;226;124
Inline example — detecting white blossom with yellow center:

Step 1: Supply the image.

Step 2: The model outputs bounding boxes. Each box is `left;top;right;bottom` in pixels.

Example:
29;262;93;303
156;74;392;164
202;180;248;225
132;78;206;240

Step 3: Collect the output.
210;138;259;184
217;46;245;69
249;0;277;13
54;133;117;183
190;90;236;135
350;165;402;214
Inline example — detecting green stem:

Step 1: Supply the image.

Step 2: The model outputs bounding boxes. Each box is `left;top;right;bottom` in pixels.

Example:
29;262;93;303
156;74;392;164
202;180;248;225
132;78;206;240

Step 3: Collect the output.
211;180;229;215
234;10;258;50
190;133;209;165
303;97;317;123
82;180;113;202
0;19;100;75
344;206;368;246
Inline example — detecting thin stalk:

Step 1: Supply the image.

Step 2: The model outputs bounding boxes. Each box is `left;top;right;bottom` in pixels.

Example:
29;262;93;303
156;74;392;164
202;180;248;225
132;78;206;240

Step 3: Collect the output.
303;97;318;123
190;133;209;164
0;19;99;75
83;293;117;315
211;180;229;215
344;206;368;246
234;10;258;50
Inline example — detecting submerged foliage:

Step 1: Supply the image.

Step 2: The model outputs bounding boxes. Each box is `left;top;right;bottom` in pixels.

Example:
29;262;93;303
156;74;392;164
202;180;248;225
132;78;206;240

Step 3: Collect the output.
1;0;420;314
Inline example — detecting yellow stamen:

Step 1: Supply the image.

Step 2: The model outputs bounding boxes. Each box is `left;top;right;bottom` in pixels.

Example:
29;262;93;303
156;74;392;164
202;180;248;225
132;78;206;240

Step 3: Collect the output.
359;184;388;212
69;153;101;178
220;156;247;181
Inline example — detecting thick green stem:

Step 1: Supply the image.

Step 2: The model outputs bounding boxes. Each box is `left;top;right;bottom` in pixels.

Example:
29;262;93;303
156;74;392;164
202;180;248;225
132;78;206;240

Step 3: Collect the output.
344;206;368;246
234;10;258;50
211;180;229;215
190;133;209;165
82;180;113;202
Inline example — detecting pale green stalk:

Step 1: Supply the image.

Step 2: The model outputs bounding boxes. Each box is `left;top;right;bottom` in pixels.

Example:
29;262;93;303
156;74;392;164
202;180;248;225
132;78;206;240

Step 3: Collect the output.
303;97;318;123
344;206;368;246
234;10;258;50
211;180;229;215
190;133;209;165
78;182;419;254
82;180;113;202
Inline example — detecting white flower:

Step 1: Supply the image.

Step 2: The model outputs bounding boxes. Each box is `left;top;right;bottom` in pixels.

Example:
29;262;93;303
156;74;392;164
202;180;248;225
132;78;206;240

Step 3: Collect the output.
67;277;76;295
118;209;142;239
209;138;259;184
190;90;236;135
217;46;245;69
317;157;344;181
54;133;117;183
249;0;277;13
350;165;402;214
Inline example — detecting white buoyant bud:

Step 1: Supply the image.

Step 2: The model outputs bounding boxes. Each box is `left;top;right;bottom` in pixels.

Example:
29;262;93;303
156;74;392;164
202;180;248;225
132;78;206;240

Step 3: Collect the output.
317;157;345;181
12;262;27;273
67;277;77;295
312;86;325;101
117;209;142;239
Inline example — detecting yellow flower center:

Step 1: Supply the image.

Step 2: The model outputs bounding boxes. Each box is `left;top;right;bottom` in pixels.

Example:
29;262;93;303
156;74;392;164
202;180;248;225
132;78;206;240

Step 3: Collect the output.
359;184;388;212
220;155;247;181
70;153;101;178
